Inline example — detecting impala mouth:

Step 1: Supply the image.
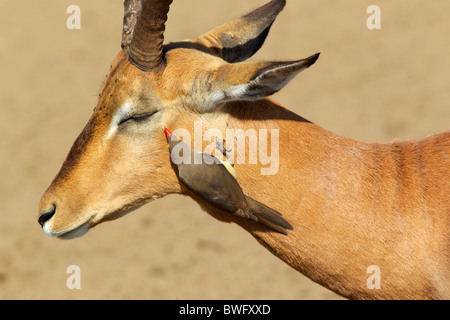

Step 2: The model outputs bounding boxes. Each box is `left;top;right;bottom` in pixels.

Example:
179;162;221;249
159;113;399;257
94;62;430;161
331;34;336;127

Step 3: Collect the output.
39;204;144;240
42;221;90;240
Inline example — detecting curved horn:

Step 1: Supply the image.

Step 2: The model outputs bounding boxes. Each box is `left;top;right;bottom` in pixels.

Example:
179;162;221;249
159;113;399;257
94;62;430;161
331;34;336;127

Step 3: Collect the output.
122;0;142;51
128;0;173;71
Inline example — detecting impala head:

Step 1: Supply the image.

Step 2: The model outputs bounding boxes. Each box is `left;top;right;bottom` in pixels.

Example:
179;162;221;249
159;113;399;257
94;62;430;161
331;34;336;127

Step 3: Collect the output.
38;0;319;239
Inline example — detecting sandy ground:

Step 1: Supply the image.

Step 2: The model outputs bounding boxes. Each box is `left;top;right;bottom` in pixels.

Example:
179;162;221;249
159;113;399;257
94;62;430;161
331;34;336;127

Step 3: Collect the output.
0;0;449;300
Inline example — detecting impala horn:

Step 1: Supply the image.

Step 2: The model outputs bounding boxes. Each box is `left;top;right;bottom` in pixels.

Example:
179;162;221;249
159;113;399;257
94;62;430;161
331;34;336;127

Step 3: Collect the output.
124;0;173;71
122;0;142;51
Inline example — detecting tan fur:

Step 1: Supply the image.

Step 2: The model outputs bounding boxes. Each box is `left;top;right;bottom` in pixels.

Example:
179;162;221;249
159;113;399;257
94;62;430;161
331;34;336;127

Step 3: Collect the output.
38;1;449;299
213;100;450;299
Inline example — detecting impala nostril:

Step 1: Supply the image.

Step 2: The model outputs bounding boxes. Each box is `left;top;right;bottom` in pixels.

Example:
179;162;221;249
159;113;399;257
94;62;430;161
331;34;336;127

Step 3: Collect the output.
38;204;56;227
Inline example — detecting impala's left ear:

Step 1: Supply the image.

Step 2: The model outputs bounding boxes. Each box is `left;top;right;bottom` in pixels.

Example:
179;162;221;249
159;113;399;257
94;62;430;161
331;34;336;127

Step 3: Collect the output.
195;0;287;63
206;53;320;109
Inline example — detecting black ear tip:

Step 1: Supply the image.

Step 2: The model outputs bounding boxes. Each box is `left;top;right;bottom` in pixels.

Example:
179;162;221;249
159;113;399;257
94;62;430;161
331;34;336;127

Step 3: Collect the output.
303;52;320;67
270;0;287;12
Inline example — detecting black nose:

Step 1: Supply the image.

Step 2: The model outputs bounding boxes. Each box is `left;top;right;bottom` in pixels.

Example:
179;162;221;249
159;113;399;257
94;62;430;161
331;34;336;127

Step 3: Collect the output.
38;204;56;227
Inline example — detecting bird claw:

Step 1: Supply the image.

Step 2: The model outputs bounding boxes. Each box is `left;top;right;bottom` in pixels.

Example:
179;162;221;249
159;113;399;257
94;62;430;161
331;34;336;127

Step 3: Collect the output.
215;137;234;165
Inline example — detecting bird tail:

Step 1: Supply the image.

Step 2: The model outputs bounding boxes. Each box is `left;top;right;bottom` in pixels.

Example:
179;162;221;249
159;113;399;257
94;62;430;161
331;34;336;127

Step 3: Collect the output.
244;195;293;235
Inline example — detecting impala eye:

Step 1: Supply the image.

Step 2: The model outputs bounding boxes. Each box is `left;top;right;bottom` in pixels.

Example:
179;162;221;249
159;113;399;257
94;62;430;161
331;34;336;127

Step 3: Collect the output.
119;110;158;125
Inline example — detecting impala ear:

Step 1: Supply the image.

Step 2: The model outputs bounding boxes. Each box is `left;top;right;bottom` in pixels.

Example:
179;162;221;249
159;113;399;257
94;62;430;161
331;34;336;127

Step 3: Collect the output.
195;0;286;63
206;53;320;108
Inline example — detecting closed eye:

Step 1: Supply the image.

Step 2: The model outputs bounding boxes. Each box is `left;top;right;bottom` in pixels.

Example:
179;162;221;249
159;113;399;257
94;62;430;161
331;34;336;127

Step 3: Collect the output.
119;110;158;125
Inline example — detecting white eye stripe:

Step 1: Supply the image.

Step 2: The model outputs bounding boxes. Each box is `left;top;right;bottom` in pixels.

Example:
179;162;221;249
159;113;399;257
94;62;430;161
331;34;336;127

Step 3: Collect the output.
105;102;131;140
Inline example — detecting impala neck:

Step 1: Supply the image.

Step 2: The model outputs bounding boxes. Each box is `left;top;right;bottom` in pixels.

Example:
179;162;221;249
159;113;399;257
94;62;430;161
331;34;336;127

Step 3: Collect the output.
195;99;449;299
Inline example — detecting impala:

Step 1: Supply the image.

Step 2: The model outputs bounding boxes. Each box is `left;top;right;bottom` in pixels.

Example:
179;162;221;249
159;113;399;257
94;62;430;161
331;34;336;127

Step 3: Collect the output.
37;0;449;299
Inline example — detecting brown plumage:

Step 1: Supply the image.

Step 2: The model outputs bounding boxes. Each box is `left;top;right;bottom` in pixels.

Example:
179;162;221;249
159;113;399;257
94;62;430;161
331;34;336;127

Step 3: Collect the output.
164;128;293;235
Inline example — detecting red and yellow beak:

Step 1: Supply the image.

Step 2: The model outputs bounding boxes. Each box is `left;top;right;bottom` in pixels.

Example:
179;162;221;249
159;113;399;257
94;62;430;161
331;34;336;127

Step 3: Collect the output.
164;127;172;138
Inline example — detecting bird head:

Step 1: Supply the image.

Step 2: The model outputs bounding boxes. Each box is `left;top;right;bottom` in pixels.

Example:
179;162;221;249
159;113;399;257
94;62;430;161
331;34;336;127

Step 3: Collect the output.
164;127;187;163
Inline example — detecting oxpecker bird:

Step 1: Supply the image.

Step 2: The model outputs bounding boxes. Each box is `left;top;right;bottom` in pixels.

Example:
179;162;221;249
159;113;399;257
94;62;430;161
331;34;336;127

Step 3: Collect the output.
164;127;293;235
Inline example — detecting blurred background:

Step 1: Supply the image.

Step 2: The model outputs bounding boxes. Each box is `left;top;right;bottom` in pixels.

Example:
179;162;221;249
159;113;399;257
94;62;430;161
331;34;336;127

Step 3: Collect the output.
0;0;449;299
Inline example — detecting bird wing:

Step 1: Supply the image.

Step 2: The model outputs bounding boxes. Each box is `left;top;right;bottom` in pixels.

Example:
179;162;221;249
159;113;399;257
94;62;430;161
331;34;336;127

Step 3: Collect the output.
178;152;246;214
176;151;293;234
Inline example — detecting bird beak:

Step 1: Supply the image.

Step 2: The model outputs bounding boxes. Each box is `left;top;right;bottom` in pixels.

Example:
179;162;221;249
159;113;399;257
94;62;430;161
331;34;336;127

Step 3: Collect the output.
164;127;172;139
